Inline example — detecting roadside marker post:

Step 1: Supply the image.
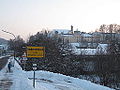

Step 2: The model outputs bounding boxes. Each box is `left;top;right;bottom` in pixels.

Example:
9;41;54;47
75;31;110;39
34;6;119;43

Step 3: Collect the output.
33;64;37;88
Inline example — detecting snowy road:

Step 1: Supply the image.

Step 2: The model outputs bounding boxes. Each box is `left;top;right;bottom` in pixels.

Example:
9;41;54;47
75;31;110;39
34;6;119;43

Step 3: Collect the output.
0;57;9;70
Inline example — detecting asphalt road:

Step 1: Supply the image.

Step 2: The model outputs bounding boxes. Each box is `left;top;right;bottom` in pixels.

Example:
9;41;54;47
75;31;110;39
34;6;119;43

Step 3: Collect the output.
0;57;9;70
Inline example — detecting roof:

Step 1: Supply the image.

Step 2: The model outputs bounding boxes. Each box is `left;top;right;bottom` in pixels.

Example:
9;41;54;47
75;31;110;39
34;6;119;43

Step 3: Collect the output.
81;33;92;37
62;34;73;37
52;29;71;34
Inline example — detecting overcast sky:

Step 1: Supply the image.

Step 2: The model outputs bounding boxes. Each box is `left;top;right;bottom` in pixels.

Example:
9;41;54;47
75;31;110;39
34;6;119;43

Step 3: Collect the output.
0;0;120;40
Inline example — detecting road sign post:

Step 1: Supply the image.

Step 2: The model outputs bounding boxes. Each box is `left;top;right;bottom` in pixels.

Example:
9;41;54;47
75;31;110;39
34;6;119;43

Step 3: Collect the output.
26;46;45;88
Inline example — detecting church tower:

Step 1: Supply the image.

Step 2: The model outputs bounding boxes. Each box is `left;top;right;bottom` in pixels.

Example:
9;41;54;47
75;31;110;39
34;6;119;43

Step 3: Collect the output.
71;25;73;34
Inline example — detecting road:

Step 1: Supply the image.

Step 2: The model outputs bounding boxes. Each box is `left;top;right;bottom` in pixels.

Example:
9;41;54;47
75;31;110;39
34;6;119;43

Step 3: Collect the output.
0;73;13;90
0;56;13;90
0;57;9;70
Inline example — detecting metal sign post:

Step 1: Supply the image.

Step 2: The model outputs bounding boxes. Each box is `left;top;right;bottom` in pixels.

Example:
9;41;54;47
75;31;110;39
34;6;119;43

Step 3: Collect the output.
33;64;37;88
26;46;45;88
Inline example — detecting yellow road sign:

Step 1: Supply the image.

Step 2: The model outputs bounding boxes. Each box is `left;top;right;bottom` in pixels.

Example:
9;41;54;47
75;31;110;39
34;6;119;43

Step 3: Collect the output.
27;46;45;58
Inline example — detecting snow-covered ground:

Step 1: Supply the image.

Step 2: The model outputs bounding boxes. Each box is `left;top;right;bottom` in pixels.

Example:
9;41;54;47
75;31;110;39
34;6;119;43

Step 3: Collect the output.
0;55;10;59
0;57;114;90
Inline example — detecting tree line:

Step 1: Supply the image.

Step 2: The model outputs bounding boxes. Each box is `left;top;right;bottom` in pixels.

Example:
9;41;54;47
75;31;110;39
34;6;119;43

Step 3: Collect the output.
96;24;120;33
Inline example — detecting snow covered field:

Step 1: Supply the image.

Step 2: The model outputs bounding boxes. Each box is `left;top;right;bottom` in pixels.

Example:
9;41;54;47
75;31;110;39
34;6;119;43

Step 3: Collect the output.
0;57;114;90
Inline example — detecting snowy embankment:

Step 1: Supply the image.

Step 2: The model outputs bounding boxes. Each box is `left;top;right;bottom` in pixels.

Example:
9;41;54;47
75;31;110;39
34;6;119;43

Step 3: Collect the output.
0;55;10;59
0;57;114;90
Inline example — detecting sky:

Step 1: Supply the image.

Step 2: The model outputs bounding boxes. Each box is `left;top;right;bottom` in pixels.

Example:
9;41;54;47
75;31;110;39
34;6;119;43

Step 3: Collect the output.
0;0;120;40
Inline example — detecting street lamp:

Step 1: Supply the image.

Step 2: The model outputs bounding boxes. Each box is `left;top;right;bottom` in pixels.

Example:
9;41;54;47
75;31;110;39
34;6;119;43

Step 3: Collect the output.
2;30;16;39
1;30;16;64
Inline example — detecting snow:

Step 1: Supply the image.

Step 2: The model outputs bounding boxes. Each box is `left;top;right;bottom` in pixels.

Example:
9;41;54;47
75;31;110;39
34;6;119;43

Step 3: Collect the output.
0;55;9;59
0;57;114;90
0;44;8;50
62;34;73;36
70;43;108;55
81;34;92;37
52;29;71;34
70;43;80;47
97;44;107;50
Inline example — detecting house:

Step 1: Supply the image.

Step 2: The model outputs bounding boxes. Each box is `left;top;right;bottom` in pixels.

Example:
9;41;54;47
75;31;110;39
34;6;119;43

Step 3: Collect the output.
80;33;93;43
99;33;119;43
0;44;8;56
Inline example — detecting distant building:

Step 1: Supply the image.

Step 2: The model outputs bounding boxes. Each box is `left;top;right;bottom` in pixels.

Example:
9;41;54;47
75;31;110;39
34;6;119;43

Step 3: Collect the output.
49;26;120;49
71;25;73;34
49;26;95;44
0;44;8;50
0;44;8;56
